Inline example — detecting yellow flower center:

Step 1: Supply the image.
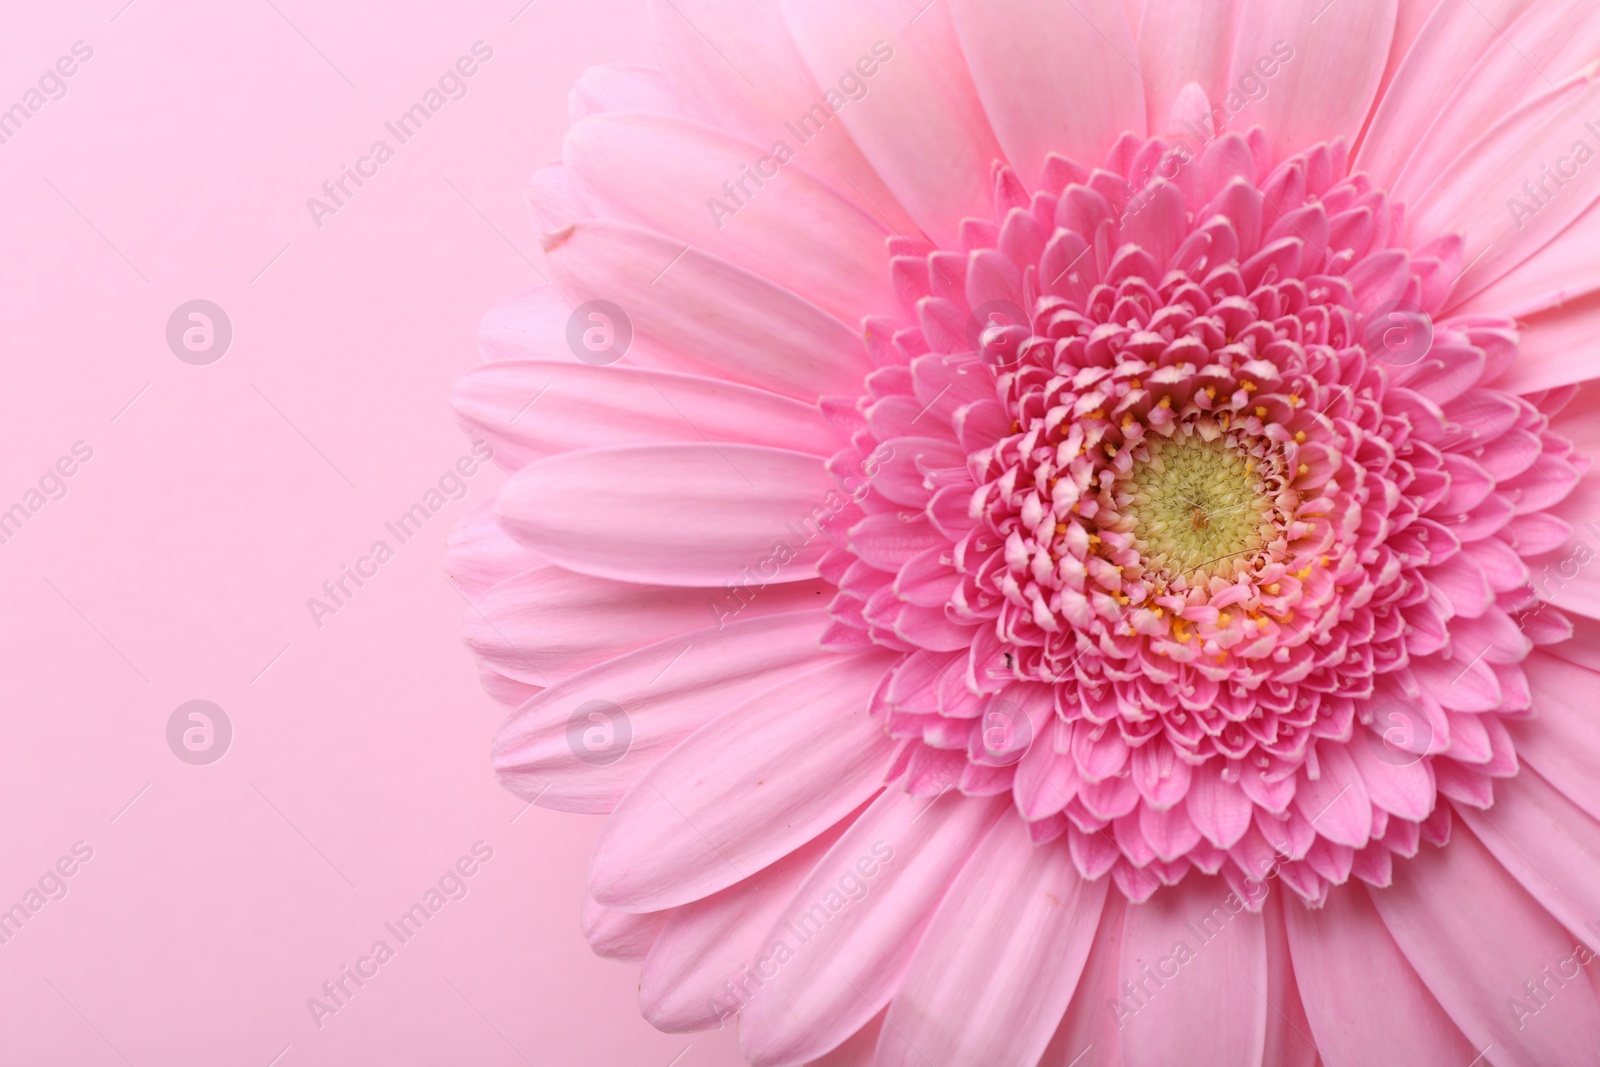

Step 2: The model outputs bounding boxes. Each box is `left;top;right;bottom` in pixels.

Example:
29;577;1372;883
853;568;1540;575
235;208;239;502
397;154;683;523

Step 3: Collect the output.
1118;427;1276;582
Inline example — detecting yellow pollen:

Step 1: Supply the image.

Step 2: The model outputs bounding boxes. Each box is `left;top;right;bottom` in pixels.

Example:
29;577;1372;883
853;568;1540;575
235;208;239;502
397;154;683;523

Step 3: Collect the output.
1205;387;1216;400
1298;463;1309;475
1266;582;1280;594
1255;406;1268;418
1241;381;1257;392
1158;396;1172;408
1131;378;1143;388
1055;522;1068;535
1294;430;1307;443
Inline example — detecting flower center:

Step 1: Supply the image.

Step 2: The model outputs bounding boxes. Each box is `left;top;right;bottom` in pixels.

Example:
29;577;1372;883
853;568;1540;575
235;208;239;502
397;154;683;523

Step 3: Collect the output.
1115;425;1277;583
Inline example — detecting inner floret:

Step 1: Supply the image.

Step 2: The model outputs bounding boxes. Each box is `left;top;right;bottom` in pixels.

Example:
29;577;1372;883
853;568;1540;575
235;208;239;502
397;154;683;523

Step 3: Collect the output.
1111;423;1279;584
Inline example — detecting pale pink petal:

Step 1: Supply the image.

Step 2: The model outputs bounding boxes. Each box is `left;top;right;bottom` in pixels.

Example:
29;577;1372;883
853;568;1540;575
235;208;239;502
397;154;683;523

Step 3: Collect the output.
496;444;837;587
780;0;1003;247
1404;69;1600;304
1508;652;1600;822
526;163;588;235
1137;0;1241;133
638;815;854;1032
563;112;894;322
545;221;871;400
493;611;831;812
454;360;832;468
1284;881;1476;1065
1038;895;1128;1066
1259;895;1317;1067
647;0;919;234
1357;0;1529;184
466;566;831;685
445;499;546;600
874;815;1109;1067
1370;820;1600;1066
1505;296;1600;393
580;896;670;961
948;0;1145;187
568;62;679;120
805;1014;884;1067
1229;0;1397;162
589;653;896;911
737;790;1009;1066
1389;1;1600;230
1458;764;1600;945
1117;875;1268;1066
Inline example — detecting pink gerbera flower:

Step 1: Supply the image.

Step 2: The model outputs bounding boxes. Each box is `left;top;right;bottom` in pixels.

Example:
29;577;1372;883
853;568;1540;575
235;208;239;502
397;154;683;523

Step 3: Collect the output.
450;1;1600;1063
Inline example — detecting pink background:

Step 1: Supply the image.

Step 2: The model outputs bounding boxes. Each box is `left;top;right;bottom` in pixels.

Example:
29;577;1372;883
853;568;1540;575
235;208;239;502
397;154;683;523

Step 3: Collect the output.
0;1;746;1063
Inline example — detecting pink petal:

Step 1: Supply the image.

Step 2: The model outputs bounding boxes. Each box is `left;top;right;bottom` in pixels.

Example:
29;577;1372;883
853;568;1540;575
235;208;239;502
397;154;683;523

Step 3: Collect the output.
567;62;679;120
454;359;832;468
948;0;1144;187
1292;743;1372;849
1458;764;1600;946
1509;652;1600;822
445;500;546;600
497;444;835;587
589;653;895;911
779;0;1002;248
1230;0;1396;163
1384;1;1600;206
1358;0;1528;185
1039;895;1129;1065
874;816;1109;1067
564;112;894;323
580;896;669;961
1284;881;1475;1065
637;814;853;1032
1137;0;1242;134
466;566;832;685
1404;69;1600;305
545;221;871;401
737;790;1008;1066
1370;820;1600;1066
1186;761;1255;849
647;0;919;234
1117;874;1268;1066
1259;894;1317;1067
492;611;830;812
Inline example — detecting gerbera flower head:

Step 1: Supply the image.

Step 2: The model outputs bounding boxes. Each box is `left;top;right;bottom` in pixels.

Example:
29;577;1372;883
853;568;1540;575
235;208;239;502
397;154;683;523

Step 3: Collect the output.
451;2;1600;1063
